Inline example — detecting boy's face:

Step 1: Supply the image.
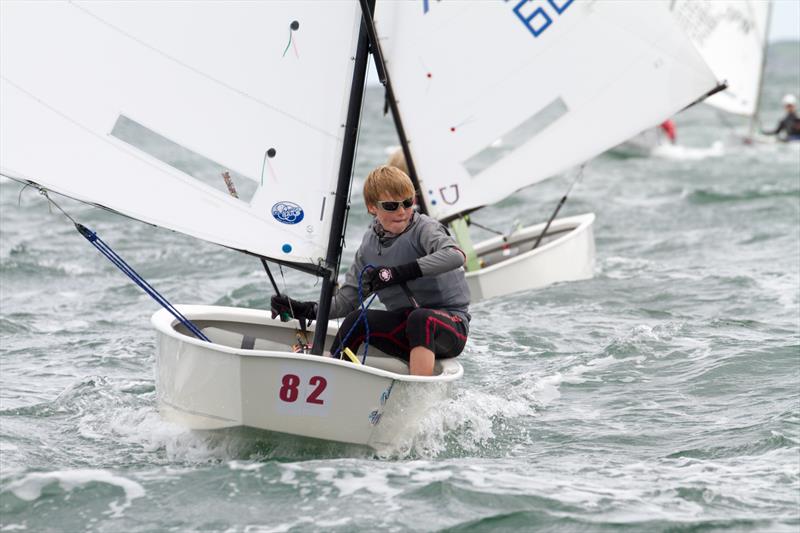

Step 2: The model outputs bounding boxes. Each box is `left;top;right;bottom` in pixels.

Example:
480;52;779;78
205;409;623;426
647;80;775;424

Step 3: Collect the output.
369;194;415;234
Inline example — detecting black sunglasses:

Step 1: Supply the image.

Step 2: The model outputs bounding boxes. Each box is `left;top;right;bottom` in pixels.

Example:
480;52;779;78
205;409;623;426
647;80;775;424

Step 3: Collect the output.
377;197;414;212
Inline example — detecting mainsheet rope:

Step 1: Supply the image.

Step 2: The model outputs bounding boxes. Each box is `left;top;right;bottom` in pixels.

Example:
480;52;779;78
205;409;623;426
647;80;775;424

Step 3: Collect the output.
332;264;377;364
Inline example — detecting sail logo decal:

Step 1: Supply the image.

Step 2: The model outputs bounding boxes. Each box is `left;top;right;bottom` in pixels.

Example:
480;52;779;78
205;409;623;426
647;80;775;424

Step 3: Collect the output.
272;201;304;225
423;0;573;38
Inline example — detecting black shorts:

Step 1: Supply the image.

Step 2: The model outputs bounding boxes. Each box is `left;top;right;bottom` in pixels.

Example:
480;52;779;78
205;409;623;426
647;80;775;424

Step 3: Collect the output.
330;308;468;361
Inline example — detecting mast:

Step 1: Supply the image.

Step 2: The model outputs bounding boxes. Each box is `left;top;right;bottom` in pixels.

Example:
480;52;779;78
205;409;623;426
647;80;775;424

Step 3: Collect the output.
359;0;427;215
311;0;374;355
749;0;773;138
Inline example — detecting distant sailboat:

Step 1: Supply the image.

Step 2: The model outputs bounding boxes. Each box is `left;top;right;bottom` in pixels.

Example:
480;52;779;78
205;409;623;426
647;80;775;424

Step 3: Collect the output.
671;0;773;140
614;0;773;155
372;0;722;301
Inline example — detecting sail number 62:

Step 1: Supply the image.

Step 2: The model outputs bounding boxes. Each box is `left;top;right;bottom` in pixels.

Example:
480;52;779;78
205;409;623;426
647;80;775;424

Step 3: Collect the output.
279;374;327;405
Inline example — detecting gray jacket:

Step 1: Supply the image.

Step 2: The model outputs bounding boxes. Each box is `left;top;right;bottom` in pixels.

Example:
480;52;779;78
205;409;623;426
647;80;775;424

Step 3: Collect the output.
330;213;471;324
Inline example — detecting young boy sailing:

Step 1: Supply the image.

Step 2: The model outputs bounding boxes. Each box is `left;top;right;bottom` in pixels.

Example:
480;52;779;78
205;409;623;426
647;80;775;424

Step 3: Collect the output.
271;165;471;376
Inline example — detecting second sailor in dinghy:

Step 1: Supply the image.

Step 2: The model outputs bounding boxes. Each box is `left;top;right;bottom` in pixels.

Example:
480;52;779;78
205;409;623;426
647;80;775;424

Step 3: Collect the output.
271;165;471;376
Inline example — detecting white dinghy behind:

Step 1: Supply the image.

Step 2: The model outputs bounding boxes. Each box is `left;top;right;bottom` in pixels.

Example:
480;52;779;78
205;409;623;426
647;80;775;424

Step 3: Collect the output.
373;0;722;301
466;214;595;302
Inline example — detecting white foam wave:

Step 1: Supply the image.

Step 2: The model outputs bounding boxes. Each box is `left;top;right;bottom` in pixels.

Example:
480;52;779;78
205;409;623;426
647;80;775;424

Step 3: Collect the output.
651;140;725;160
540;355;621;388
109;407;237;463
228;460;264;472
530;373;563;403
5;469;144;518
375;385;532;457
0;442;19;452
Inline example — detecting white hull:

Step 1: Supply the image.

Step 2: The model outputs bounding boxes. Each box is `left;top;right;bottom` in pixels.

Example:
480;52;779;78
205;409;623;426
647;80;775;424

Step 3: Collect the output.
466;213;595;301
152;306;462;448
743;132;791;145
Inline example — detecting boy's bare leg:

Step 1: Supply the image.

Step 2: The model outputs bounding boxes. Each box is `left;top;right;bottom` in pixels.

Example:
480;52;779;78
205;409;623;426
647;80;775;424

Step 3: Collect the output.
409;346;435;376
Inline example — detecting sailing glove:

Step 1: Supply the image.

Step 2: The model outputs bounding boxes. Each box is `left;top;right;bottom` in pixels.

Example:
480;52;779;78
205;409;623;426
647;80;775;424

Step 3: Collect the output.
364;261;423;292
270;295;317;322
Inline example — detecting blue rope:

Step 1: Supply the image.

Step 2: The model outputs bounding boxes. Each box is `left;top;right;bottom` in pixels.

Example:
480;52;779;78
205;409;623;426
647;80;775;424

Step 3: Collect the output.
76;224;211;342
333;264;377;364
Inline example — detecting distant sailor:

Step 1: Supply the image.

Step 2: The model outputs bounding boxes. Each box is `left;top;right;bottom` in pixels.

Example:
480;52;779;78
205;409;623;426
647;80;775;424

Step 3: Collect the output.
660;119;677;144
763;94;800;142
271;165;471;376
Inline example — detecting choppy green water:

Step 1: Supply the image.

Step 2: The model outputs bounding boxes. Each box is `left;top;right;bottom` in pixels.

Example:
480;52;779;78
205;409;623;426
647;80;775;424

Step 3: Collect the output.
1;42;799;533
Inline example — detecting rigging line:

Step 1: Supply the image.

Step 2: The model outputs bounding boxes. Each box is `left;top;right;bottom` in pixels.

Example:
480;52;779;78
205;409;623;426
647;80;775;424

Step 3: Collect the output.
277;263;298;320
332;265;378;363
260;258;281;297
81;228;210;342
278;264;289;293
33;186;210;341
465;218;506;237
35;187;79;225
532;165;585;251
67;1;337;140
273;263;310;334
282;28;293;57
17;182;35;207
261;152;268;186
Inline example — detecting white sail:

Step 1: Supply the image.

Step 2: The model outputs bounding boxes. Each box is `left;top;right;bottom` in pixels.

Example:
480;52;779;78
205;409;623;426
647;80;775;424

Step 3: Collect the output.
0;1;362;266
374;0;719;221
671;0;771;117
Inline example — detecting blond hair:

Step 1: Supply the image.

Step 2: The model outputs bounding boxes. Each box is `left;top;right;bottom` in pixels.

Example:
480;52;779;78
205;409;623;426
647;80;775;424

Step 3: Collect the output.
363;165;415;206
386;148;409;175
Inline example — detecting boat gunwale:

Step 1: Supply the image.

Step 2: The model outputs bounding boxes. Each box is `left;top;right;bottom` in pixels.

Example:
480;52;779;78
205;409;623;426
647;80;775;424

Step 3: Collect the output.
152;305;464;383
